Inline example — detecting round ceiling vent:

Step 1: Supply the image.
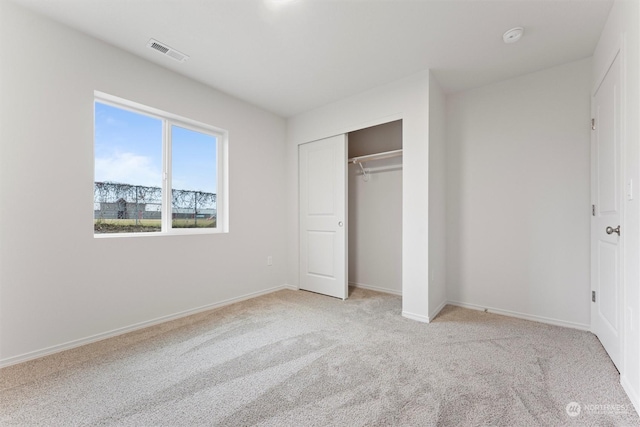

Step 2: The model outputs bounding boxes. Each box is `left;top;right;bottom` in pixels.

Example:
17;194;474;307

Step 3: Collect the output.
503;27;524;44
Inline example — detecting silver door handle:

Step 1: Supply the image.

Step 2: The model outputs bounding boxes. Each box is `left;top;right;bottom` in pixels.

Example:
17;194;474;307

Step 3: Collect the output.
338;221;344;227
606;225;621;236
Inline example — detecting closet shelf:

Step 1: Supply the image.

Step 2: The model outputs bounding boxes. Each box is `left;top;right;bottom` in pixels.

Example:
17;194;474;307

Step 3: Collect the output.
348;149;402;165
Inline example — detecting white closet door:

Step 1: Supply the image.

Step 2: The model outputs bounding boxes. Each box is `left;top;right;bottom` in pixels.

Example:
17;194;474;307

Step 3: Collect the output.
299;134;347;300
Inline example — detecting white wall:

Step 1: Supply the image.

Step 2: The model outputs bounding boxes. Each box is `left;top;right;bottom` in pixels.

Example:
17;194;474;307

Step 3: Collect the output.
348;122;402;295
286;72;431;321
593;0;640;413
446;58;592;329
0;1;288;365
428;73;447;318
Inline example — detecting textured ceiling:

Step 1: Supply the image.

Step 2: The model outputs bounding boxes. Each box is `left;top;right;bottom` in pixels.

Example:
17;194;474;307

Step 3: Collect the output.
13;0;614;117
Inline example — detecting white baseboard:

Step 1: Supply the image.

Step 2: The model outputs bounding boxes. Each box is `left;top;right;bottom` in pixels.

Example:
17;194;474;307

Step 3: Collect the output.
349;281;402;296
447;300;590;331
403;300;446;324
621;375;640;416
281;283;298;291
402;310;430;323
0;284;298;368
428;299;447;322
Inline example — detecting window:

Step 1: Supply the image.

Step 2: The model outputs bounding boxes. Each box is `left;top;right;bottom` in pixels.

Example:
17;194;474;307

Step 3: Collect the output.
94;92;226;236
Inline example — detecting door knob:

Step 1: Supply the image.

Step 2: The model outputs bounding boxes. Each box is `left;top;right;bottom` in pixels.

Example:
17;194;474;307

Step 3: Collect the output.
606;225;621;236
338;221;344;227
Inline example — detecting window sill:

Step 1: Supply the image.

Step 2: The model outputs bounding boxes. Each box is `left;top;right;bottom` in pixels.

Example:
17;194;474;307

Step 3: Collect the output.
93;229;226;238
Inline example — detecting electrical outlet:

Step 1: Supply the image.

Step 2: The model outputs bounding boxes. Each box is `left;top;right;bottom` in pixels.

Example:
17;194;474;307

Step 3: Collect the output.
267;256;273;266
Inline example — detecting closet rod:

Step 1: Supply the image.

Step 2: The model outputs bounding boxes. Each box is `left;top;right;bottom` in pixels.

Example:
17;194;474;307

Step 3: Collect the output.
348;149;403;165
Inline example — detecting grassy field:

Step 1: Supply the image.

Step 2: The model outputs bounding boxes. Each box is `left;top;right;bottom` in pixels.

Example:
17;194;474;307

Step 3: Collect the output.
94;218;215;233
173;218;216;228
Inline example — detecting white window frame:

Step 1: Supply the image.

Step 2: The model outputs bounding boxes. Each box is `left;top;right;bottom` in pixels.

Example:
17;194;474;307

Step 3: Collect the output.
94;91;229;238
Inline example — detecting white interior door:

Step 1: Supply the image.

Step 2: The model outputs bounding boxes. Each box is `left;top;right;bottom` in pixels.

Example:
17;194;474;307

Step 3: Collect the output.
591;51;622;371
299;134;347;300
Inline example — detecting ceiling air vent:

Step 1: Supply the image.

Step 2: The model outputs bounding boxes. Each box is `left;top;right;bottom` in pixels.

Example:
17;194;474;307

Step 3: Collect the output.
146;39;189;63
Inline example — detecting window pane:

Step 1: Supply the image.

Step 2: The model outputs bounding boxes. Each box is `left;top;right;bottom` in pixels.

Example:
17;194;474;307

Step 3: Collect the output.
94;102;163;234
171;125;217;229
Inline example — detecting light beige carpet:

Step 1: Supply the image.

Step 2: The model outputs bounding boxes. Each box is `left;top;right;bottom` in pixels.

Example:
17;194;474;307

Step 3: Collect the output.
1;288;638;426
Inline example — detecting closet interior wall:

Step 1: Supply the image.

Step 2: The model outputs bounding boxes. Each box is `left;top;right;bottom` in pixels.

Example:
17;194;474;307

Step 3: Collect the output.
348;120;403;295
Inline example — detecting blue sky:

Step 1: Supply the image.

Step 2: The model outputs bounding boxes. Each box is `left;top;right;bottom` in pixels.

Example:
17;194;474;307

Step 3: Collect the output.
94;102;217;194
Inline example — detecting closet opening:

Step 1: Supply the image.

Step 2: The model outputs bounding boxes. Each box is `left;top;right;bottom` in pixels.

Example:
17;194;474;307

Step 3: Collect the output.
347;119;403;296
